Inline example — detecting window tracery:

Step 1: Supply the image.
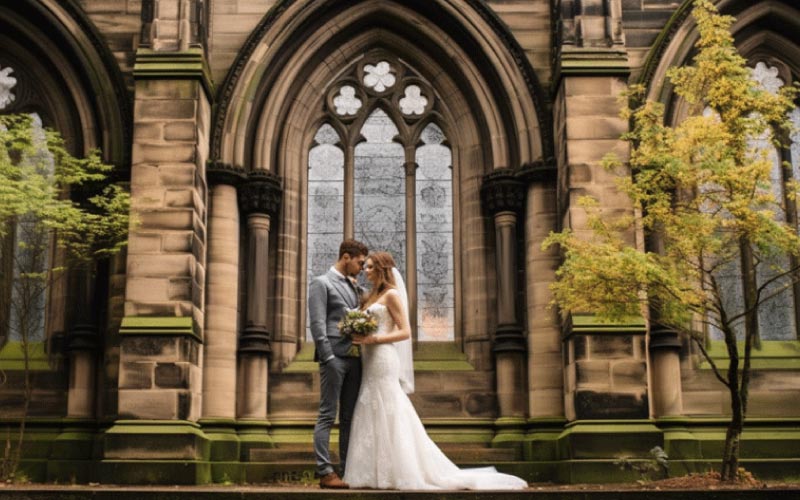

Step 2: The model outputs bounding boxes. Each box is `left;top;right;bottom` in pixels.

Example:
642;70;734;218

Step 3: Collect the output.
306;53;454;341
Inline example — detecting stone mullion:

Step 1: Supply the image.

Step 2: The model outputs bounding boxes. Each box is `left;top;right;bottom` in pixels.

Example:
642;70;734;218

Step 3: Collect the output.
344;144;355;240
480;170;527;420
404;153;418;338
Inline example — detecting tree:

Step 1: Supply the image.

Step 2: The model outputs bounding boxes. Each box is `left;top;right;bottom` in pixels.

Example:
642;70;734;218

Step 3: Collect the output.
0;113;130;481
544;0;799;481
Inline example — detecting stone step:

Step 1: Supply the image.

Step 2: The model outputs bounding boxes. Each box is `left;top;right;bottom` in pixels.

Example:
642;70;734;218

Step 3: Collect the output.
0;486;797;500
249;445;517;462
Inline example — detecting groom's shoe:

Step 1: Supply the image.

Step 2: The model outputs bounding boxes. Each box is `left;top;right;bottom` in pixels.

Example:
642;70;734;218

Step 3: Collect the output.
319;472;349;489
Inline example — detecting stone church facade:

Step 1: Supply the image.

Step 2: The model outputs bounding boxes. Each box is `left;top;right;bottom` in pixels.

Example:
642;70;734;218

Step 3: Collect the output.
1;0;799;485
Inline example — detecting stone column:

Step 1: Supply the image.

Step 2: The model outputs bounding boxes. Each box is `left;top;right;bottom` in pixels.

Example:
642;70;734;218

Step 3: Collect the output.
481;169;527;451
518;163;566;460
646;230;683;417
236;170;282;459
103;0;214;482
201;162;244;462
66;267;98;418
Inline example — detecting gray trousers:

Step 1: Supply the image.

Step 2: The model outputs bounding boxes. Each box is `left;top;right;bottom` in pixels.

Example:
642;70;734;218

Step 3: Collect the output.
314;355;362;476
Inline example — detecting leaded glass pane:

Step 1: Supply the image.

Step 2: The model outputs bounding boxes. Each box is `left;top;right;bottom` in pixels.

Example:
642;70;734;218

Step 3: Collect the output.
416;123;454;341
709;255;746;341
747;114;794;339
7;114;52;342
354;109;405;280
307;124;344;340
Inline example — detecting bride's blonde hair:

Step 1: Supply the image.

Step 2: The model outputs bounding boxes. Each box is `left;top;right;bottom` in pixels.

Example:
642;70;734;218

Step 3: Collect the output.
364;251;397;306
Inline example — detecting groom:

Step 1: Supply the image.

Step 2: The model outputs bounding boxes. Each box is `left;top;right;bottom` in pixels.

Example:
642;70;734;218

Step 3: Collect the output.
308;239;368;489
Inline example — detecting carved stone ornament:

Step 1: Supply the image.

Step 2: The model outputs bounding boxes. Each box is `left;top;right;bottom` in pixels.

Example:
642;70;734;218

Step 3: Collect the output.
206;160;246;186
237;170;283;217
492;324;526;354
480;168;526;215
239;325;271;354
0;64;17;110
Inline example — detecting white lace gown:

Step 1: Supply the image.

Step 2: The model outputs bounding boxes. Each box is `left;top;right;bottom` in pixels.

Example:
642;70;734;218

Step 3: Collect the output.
343;303;528;490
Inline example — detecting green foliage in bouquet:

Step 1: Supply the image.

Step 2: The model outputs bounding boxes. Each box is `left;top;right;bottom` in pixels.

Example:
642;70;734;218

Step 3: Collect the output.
338;309;378;339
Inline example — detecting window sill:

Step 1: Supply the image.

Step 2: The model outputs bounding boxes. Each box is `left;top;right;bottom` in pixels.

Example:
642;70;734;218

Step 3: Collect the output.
0;340;58;370
282;341;475;373
697;340;800;370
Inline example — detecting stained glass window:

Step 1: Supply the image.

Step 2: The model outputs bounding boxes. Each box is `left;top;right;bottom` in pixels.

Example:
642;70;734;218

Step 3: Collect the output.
306;56;455;342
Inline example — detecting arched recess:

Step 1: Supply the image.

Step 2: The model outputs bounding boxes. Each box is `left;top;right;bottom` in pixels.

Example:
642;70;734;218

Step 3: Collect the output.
640;0;800;122
0;0;132;418
0;0;131;167
211;0;550;368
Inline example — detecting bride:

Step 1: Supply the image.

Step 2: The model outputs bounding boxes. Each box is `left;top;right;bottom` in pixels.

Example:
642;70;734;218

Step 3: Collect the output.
343;251;528;490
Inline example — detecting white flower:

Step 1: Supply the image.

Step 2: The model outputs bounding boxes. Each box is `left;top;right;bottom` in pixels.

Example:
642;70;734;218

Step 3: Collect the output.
363;61;396;92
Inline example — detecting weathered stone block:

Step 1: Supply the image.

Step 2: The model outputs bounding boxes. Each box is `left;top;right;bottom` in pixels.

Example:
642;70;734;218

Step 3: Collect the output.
119;361;154;389
136;100;197;122
574;390;648;419
168;277;193;300
164;122;197;141
163;232;193;252
155;362;190;389
611;360;647;388
122;337;178;360
591;335;634;359
128;252;193;276
127;233;162;254
126;277;170;302
575;359;611;385
164;189;195;208
133;143;196;163
159;163;197;186
118;389;178;419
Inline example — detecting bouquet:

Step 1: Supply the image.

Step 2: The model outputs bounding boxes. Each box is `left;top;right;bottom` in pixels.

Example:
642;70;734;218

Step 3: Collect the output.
338;309;378;339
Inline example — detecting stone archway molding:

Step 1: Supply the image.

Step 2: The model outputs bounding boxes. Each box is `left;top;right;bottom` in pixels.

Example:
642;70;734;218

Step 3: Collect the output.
211;0;553;171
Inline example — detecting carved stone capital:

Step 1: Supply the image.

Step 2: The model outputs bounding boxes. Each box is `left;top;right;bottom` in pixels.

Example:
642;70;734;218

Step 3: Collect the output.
649;322;682;351
481;168;526;216
239;326;271;355
518;160;557;184
206;160;245;186
238;171;283;217
66;324;98;352
492;324;526;354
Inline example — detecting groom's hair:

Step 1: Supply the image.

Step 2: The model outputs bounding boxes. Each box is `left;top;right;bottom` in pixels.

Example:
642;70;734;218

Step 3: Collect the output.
339;239;368;259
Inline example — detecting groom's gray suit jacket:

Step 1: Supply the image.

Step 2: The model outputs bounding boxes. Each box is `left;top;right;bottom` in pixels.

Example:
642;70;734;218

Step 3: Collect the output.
308;268;360;362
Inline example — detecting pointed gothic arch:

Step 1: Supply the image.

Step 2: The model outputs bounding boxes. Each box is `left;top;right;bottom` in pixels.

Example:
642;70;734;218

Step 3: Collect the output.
210;0;550;372
0;0;130;167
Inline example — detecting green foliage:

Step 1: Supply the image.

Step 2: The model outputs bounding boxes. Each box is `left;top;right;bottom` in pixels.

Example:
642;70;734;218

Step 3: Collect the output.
0;112;130;482
544;0;799;339
0;113;131;265
543;0;799;481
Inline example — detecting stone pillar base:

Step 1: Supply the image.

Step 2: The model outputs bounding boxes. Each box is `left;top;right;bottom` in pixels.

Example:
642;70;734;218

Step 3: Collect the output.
237;420;275;462
199;418;241;462
491;416;526;457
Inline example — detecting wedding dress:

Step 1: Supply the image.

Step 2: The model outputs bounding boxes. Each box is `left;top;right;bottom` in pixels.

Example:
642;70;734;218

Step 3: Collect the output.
343;299;528;490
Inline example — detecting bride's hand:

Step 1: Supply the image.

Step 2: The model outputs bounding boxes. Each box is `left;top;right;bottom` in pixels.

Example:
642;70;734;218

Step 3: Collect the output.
352;334;377;345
